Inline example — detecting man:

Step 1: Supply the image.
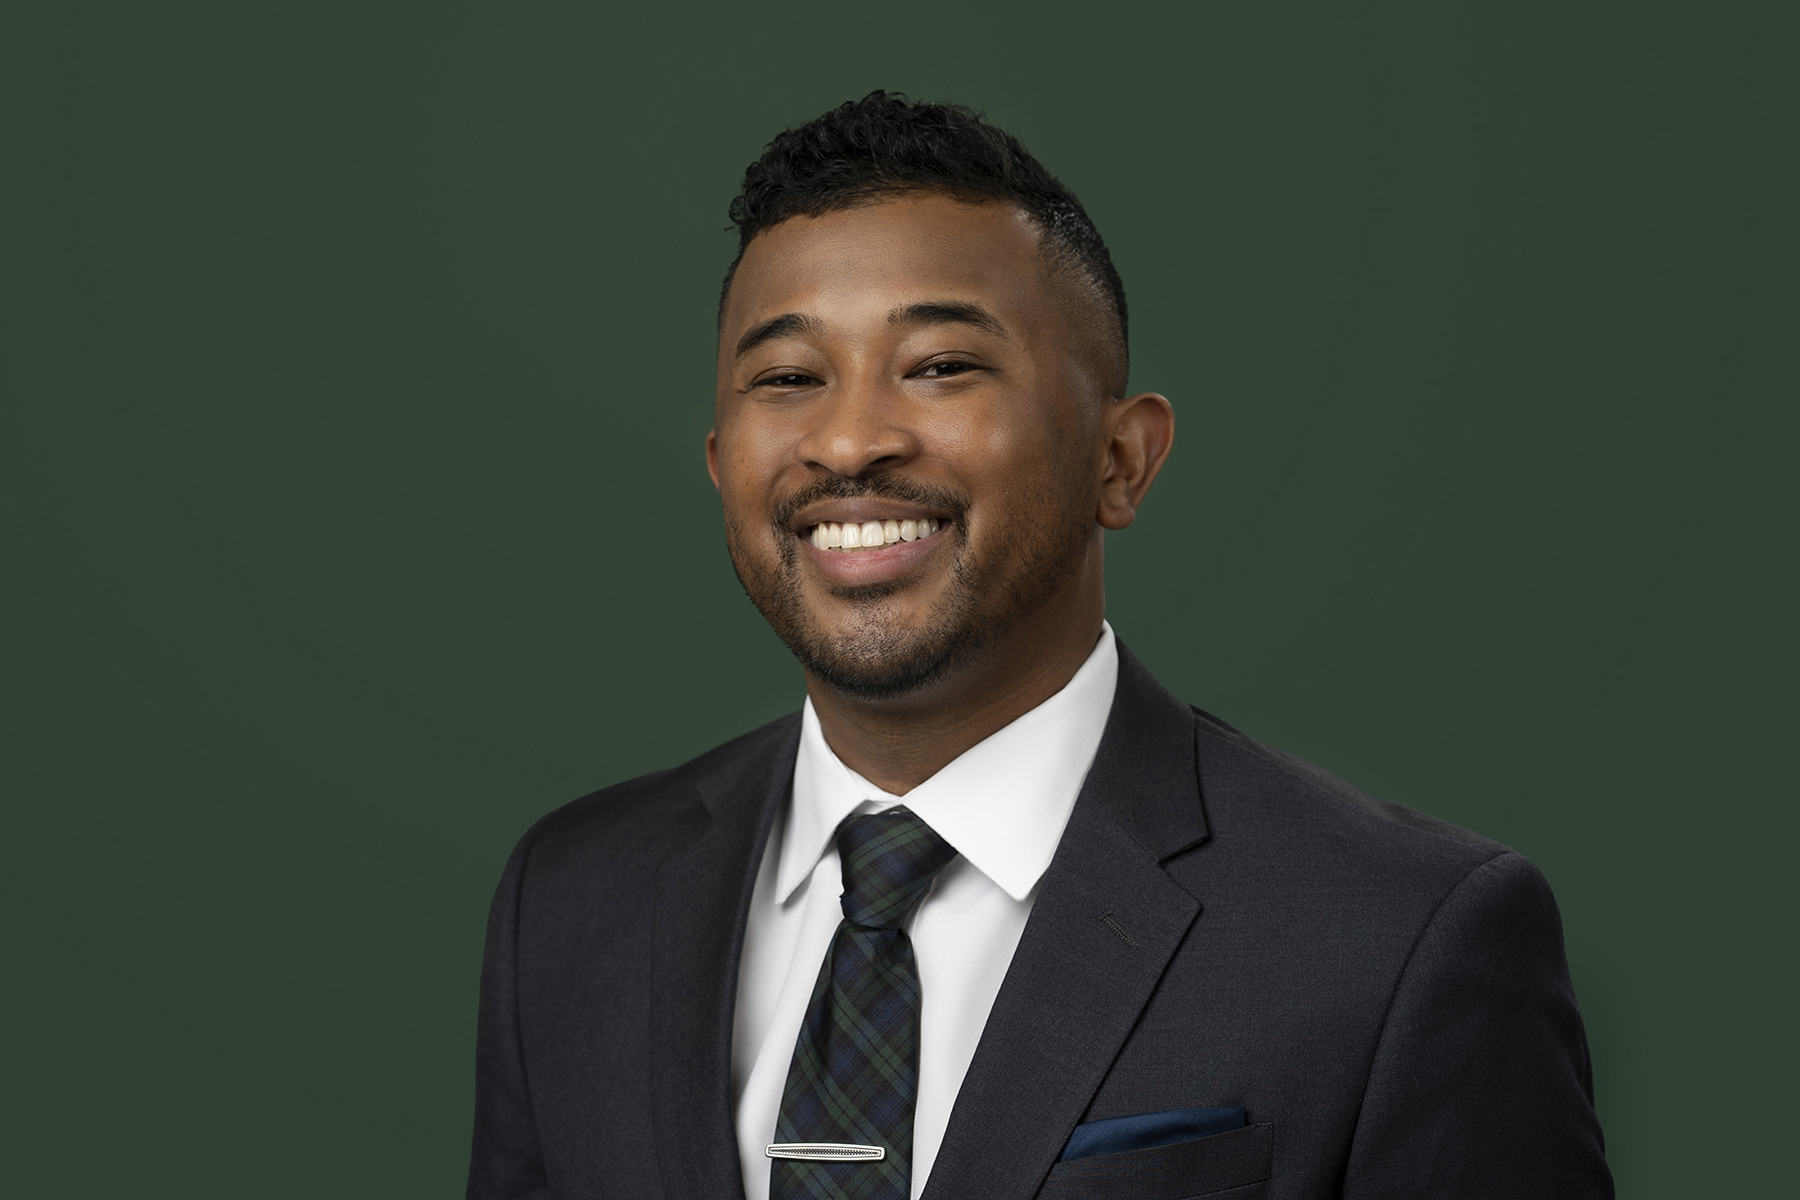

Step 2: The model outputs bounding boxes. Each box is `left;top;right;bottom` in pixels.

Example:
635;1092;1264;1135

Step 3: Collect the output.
468;93;1611;1199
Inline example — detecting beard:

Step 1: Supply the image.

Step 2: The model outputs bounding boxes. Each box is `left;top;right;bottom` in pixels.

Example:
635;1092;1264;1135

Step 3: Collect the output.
724;473;1094;700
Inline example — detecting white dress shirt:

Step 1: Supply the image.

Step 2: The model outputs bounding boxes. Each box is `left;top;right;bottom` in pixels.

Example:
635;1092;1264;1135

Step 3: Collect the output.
731;624;1120;1200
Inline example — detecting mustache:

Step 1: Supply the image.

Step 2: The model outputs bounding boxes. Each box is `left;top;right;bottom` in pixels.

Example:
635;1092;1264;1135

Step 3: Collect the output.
772;474;970;530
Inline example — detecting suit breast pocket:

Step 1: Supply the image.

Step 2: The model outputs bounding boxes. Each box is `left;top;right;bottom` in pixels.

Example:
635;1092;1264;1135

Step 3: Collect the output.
1034;1122;1273;1200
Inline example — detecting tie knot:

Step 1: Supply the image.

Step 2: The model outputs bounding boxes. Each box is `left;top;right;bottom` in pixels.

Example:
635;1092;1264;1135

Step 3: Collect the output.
837;808;957;930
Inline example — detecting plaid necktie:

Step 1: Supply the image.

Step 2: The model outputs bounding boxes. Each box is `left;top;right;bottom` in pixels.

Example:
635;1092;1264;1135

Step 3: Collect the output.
769;808;958;1200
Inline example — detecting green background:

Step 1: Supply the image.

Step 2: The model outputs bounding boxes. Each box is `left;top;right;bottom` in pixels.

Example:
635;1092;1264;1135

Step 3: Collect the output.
8;2;1792;1194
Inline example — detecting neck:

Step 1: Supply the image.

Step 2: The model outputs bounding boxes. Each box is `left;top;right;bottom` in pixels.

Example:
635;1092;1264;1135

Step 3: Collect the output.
804;599;1105;795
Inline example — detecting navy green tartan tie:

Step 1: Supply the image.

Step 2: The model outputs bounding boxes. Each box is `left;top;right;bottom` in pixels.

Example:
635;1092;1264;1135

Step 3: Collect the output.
770;808;958;1200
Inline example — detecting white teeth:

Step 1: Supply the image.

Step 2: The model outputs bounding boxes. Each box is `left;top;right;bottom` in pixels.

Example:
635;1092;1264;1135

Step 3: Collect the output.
806;518;944;552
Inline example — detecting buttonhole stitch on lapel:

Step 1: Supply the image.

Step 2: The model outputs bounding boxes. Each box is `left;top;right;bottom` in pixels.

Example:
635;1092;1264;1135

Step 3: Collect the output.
1099;911;1138;948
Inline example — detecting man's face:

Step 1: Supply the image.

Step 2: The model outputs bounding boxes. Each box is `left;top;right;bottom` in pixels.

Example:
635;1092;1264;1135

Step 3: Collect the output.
709;193;1113;700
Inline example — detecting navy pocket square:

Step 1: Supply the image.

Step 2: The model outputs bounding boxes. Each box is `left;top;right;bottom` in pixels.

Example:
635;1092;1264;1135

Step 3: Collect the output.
1058;1105;1247;1163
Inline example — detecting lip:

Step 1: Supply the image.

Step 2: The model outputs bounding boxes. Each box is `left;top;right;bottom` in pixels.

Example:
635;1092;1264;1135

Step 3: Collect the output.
796;520;952;588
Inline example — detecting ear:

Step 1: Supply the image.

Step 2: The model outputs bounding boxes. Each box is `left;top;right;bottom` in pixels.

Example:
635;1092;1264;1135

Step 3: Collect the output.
1096;392;1174;530
705;428;722;491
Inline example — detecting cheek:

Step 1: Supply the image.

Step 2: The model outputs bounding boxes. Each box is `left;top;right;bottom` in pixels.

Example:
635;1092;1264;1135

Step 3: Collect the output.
713;456;771;549
713;420;786;502
922;396;1044;477
714;421;811;561
936;397;1091;503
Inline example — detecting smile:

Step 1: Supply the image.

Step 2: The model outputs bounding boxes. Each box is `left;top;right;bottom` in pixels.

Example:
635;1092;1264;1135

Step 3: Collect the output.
806;518;943;552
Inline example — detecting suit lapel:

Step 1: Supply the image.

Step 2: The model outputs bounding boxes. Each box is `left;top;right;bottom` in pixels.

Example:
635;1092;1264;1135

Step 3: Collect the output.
923;646;1210;1200
650;719;799;1200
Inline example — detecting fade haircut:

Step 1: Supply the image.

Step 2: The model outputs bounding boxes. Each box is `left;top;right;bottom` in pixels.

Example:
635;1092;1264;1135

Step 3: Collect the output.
722;91;1130;395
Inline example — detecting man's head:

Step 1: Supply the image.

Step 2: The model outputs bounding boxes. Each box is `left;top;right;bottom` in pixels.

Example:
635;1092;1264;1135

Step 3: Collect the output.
708;94;1172;713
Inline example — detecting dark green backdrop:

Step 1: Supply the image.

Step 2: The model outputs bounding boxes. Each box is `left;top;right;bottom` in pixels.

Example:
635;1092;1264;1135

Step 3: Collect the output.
9;3;1792;1195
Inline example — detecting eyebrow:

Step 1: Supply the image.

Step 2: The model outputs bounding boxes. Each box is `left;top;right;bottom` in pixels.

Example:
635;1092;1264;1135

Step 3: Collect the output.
733;301;1008;359
889;301;1008;338
735;312;823;358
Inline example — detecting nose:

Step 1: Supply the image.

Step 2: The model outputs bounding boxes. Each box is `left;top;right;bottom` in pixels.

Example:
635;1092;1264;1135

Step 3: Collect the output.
796;379;922;478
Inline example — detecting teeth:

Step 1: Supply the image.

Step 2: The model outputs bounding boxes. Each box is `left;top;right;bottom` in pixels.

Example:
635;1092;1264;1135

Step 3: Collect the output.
805;518;941;552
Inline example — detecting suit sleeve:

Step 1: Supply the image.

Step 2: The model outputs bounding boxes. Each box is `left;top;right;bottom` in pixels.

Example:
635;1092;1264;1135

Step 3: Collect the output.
467;828;552;1200
1341;851;1613;1198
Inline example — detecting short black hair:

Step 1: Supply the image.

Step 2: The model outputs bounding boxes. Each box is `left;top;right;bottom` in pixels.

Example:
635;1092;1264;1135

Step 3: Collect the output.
722;91;1129;393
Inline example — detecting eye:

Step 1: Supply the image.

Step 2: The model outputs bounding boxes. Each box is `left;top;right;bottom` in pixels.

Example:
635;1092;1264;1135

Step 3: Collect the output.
913;359;979;379
752;371;821;390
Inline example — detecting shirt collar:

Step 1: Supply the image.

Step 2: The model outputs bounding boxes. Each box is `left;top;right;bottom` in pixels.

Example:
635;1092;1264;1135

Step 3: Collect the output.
781;623;1120;904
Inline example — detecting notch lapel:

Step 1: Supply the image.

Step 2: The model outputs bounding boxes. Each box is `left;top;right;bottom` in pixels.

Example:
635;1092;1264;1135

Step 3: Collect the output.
650;719;798;1200
923;646;1209;1200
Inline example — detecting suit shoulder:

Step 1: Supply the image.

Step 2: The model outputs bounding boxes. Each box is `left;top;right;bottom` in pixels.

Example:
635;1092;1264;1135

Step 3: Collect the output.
1187;703;1510;879
518;710;801;854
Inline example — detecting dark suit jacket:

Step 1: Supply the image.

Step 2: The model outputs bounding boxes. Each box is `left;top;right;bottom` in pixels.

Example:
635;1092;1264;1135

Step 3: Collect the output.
468;645;1611;1198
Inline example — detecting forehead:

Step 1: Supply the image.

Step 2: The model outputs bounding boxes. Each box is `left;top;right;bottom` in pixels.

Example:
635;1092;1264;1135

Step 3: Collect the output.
721;195;1053;345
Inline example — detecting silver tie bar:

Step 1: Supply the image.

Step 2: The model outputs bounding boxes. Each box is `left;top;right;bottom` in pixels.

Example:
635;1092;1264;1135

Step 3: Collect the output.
765;1143;886;1161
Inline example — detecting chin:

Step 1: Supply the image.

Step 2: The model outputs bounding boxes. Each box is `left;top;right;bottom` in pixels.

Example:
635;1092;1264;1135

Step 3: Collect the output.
729;563;983;702
764;577;988;700
789;621;983;700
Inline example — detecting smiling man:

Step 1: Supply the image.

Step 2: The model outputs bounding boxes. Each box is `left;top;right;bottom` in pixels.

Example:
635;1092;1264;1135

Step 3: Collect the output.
468;93;1612;1200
